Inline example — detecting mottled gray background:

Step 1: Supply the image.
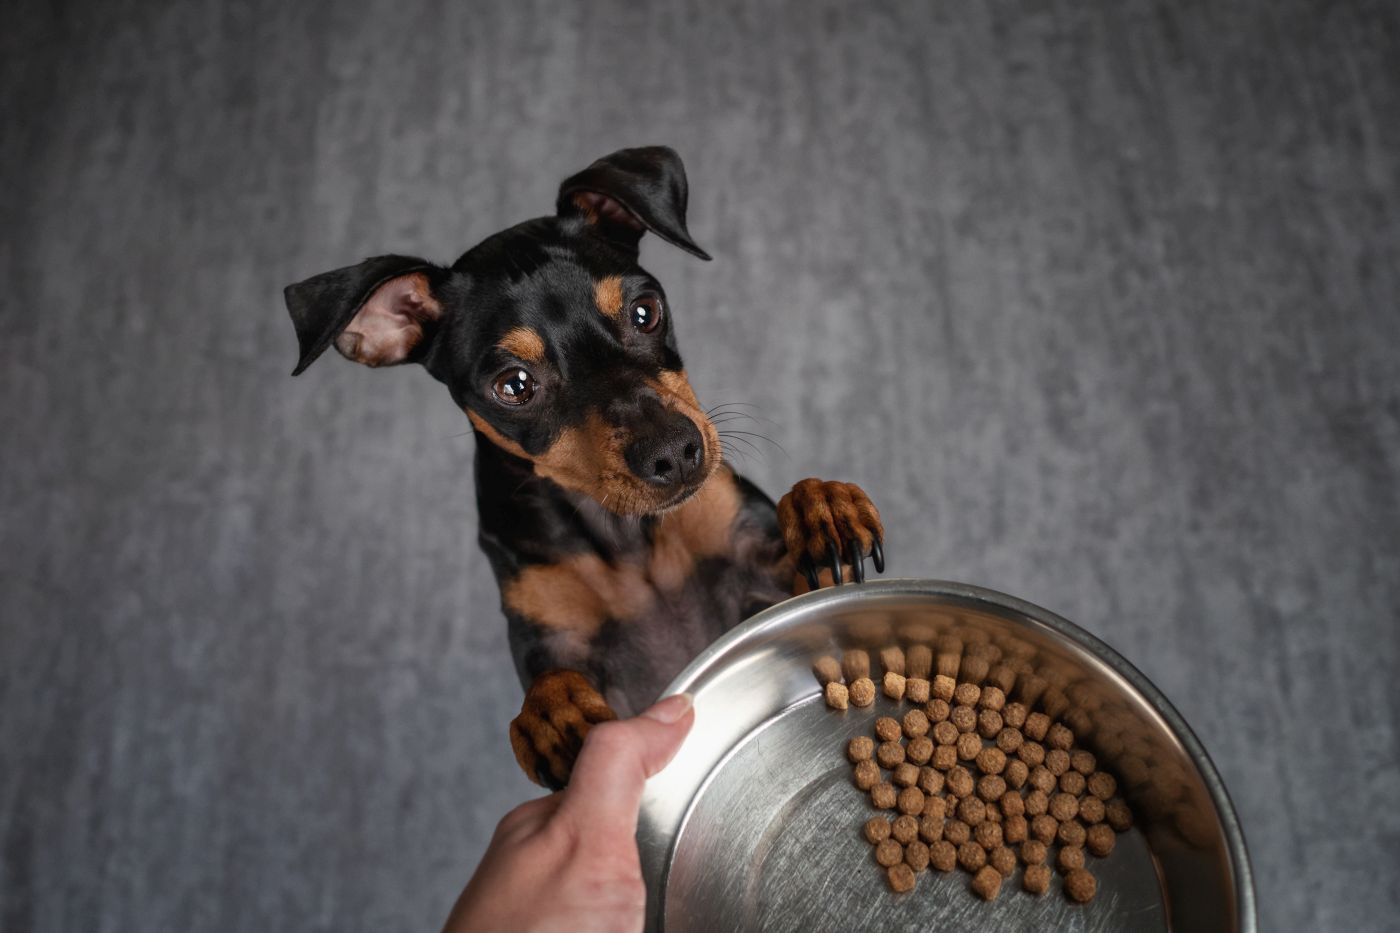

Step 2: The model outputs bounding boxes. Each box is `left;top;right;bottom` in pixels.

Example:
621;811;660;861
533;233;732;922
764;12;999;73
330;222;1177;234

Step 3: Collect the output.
2;0;1397;930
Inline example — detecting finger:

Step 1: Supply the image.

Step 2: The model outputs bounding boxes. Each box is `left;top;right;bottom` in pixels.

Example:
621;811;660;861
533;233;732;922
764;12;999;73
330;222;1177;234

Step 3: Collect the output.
557;693;695;839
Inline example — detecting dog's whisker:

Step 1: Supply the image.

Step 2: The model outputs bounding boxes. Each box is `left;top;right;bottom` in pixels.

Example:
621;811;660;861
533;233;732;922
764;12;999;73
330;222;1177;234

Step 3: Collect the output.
719;429;786;457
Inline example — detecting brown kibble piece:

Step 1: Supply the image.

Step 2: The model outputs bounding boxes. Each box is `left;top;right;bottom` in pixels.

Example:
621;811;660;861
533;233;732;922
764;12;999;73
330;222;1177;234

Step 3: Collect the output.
1060;770;1086;796
933;744;958;771
918;814;944;843
847;736;875;763
902;709;930;739
824;681;849;709
1000;791;1025;818
875;838;904;867
1002;702;1028;729
958;841;987;872
971;865;1002;901
1057;845;1086;873
872;782;897;809
956;796;986;826
1018;742;1046;767
1024;712;1050;741
977;708;1004;738
1045;748;1071;776
864;816;892;844
1058;820;1086;847
848;677;876;707
877;741;906;769
906;736;933;765
907;645;933;679
812;655;843;685
932;674;956;701
1086;823;1116;857
1029;766;1056;793
1049;792;1079;822
918;767;945;796
1088;771;1118;801
854;759;880;790
1005;759;1029;789
943;819;971;845
897;787;926;815
950;705;977;734
1047;722;1074;751
1025;788;1049;816
990;845;1017;876
925;698;951;723
974;820;1003;851
946;766;974;798
883;671;907;701
905;839;930;872
1020;839;1048;865
930;840;957;871
960;656;990;684
891;814;919;844
875;716;902;742
976;747;1007;776
841;649;870;681
988;664;1017;693
932;720;959;745
1030;814;1058;844
1023;863;1051;894
886;863;916;893
1064;868;1097;903
906;677;931;704
922;793;947;820
1078;796;1106;824
996;727;1023;754
893;762;919;788
880;646;906;676
1003;814;1028;844
954;682;981;707
1071;750;1096;775
956;732;982;761
1106;799;1133;832
978;685;1006;711
977;774;1007;803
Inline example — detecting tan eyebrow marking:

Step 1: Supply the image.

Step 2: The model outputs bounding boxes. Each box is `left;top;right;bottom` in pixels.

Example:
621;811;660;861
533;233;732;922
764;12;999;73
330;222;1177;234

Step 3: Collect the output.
498;326;546;363
594;276;624;320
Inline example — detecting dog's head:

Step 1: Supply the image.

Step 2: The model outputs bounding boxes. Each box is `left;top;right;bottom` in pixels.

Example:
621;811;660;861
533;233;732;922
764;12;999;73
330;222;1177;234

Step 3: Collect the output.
285;147;719;515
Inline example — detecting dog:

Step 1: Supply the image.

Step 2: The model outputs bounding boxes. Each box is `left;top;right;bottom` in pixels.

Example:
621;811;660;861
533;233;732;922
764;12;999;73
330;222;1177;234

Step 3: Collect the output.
284;146;885;788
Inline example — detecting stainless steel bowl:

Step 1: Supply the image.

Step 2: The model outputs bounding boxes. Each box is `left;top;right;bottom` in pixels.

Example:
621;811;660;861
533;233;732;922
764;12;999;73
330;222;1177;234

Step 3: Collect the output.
638;580;1255;932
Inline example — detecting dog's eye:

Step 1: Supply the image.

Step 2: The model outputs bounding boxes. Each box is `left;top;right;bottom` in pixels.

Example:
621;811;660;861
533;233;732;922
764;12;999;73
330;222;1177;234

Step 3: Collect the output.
631;294;664;333
492;368;536;406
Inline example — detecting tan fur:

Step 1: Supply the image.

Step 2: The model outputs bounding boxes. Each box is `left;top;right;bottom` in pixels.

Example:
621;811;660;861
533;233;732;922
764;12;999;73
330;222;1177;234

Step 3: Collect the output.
594;276;624;320
498;326;546;363
503;555;655;638
648;466;743;588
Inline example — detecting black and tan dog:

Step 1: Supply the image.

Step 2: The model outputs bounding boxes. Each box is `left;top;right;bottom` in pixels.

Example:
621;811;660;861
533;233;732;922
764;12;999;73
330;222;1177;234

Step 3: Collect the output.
284;147;885;788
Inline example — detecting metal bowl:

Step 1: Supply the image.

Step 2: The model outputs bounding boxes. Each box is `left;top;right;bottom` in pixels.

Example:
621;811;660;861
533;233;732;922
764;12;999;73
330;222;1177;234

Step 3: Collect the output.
638;580;1255;932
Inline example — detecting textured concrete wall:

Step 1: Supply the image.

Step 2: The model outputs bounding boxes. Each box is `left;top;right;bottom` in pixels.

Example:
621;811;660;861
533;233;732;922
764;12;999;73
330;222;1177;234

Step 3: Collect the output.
2;1;1397;930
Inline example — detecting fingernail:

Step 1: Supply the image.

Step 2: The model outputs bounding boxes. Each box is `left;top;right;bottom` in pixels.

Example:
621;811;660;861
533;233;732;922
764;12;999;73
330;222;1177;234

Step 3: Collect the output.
643;692;694;724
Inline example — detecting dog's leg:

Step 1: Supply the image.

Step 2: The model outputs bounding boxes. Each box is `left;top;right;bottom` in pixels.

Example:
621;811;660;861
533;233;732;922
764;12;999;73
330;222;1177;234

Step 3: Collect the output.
776;478;884;594
509;669;618;789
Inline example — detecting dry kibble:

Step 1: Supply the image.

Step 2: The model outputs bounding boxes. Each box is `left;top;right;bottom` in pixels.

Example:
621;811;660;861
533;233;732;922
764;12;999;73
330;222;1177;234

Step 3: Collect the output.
977;774;1008;803
841;649;871;682
918;767;945;796
1049;792;1080;822
1031;814;1058;844
1025;789;1049;816
1086;823;1117;857
864;816;892;844
880;646;906;676
907;645;934;679
1029;766;1057;794
977;708;1004;739
902;709;930;739
1003;702;1028;729
978;685;1006;711
988;663;1017;693
933;744;958;771
891;814;919;844
1047;723;1074;751
930;840;957;871
956;732;982;761
1003;814;1028;844
1060;770;1087;796
932;674;957;701
824;681;849;709
943;819;971;846
877;741;906;769
998;792;1023;819
1045;748;1071;777
1024;712;1051;741
925;698;951;723
906;677;931;704
854;760;880;790
872;782;897;809
893;763;919;788
976;747;1007;776
958;841;987;872
875;838;904;867
812;655;843;685
922;794;948;820
1020;839;1048;865
1064;868;1097;903
956;796;987;826
1071;750;1096;775
849;677;876;707
904;839;930;872
1078;796;1106;824
906;736;933;765
1106;799;1134;832
1058;820;1087;848
1018;674;1048;707
974;821;1003;851
960;656;990;685
1088;771;1118;801
1005;759;1029;789
897;787;926;815
932;721;959;745
1042;688;1070;720
1018;742;1046;767
1023;863;1051;894
995;727;1024;754
990;845;1017;876
875;716;902;742
918;814;944;843
971;865;1002;901
947;766;975;798
886;863;916;893
883;671;907;701
1057;845;1086;873
954;682;982;707
950;705;978;733
847;736;874;763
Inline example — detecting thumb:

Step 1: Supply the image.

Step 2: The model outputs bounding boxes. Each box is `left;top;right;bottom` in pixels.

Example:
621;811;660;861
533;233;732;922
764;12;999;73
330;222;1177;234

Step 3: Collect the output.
557;693;695;837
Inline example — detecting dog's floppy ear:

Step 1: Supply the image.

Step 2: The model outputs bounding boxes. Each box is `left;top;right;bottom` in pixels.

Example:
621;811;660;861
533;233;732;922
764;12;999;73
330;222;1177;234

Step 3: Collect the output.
284;255;445;375
557;146;712;261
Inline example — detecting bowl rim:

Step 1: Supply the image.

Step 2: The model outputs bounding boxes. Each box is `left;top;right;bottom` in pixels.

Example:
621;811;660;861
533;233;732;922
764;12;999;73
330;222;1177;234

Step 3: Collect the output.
658;577;1258;933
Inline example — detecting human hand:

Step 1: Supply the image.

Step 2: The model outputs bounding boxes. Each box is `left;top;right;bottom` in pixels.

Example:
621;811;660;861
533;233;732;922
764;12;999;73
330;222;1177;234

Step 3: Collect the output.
441;693;695;933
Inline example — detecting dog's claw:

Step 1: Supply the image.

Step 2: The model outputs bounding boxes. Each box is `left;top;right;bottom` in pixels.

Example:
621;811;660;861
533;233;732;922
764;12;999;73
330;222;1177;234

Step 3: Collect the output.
849;537;866;584
872;534;885;574
827;541;843;585
800;554;820;591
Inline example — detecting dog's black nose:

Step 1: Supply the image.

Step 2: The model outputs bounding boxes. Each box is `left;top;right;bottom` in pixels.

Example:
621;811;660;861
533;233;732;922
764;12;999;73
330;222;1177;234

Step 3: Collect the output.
624;415;704;488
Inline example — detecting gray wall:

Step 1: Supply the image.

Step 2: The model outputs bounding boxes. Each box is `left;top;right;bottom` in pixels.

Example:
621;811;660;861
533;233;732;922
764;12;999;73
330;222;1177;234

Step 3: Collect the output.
3;0;1397;930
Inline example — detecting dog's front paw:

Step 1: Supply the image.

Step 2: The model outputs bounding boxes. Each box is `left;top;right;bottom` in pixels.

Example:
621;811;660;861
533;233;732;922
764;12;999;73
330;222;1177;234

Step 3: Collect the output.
776;478;884;592
509;669;617;789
